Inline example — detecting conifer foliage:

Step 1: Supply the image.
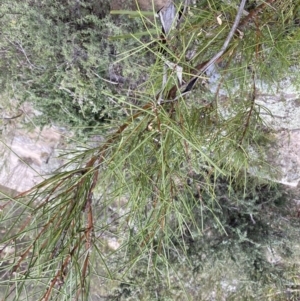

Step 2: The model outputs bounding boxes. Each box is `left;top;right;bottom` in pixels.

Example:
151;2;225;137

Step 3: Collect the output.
0;0;300;300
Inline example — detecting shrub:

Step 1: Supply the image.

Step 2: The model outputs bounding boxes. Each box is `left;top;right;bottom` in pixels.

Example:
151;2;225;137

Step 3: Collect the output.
1;0;300;300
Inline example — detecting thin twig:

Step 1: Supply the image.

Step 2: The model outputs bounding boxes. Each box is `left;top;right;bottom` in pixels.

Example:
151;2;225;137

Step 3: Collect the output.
176;0;191;29
0;109;23;120
40;240;82;301
239;70;257;144
181;0;247;94
238;0;276;30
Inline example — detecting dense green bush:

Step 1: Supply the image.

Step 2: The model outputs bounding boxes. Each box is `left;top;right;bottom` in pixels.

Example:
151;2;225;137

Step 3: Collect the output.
0;0;148;132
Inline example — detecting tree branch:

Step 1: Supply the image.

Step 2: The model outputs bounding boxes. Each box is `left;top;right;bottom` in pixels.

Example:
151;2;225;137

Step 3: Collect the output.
181;0;247;94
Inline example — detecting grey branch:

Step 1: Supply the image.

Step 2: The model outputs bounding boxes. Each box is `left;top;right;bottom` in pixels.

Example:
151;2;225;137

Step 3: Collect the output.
182;0;247;94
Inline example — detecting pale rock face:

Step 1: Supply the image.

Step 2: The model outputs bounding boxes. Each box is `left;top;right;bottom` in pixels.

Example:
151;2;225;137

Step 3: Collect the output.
207;66;300;188
267;129;300;187
255;91;300;187
0;125;65;194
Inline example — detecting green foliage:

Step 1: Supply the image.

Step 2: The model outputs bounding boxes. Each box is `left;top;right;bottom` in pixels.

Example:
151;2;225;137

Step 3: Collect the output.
1;0;300;300
0;0;145;132
97;182;300;301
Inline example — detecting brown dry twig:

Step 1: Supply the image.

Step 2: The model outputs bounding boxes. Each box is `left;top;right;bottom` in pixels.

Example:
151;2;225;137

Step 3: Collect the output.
238;0;276;30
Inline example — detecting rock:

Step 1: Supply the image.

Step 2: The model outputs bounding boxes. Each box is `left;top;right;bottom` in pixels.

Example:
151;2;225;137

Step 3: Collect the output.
208;65;300;188
267;129;300;187
0;124;65;194
255;92;300;187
